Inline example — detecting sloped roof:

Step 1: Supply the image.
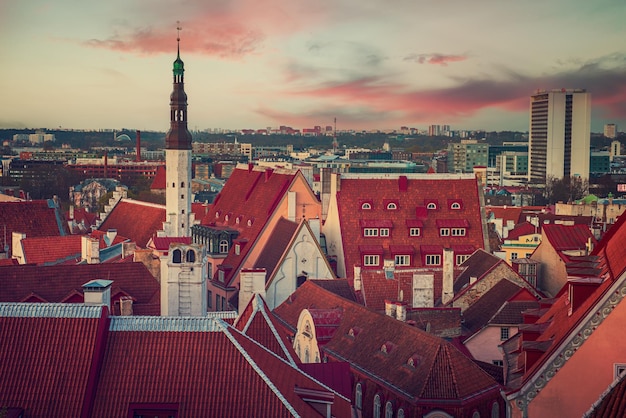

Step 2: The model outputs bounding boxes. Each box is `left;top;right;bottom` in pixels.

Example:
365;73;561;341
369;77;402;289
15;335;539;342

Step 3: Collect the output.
308;279;357;302
91;317;351;418
98;199;165;248
254;217;299;278
506;221;537;240
462;280;525;335
585;373;626;418
234;293;299;365
21;235;83;265
0;200;68;254
487;206;523;225
0;263;160;315
150;236;192;251
543;223;596;251
273;280;501;405
454;249;502;293
200;165;301;285
150;165;166;190
0;303;107;418
334;174;487;282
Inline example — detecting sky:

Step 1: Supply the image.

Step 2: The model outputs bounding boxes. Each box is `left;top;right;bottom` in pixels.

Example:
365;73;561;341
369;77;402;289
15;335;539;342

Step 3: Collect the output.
1;0;626;133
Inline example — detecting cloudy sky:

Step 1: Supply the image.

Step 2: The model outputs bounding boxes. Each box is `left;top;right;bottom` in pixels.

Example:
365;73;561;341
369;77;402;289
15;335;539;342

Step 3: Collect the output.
2;0;626;132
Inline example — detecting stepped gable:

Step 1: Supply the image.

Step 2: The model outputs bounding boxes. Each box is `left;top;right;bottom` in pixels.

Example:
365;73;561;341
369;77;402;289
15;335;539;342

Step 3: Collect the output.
0;263;160;315
0;303;108;418
234;293;299;364
273;280;500;404
335;174;487;282
0;200;67;254
98;198;165;248
200;165;299;285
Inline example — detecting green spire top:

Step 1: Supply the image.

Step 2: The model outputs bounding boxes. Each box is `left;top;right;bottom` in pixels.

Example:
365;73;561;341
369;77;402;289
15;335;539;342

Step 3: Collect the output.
173;22;184;76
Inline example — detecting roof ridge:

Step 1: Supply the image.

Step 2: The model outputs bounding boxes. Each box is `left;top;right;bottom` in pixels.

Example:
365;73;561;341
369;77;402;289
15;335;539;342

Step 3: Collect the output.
255;295;299;367
120;198;166;210
0;302;103;318
221;325;301;417
109;316;226;332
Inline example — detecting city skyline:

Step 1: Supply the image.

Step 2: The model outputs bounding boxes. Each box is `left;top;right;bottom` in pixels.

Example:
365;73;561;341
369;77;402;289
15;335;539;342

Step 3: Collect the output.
2;0;626;132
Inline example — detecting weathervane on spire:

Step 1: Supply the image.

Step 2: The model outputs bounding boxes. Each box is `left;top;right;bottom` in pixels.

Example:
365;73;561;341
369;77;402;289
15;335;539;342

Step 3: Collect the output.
177;21;182;42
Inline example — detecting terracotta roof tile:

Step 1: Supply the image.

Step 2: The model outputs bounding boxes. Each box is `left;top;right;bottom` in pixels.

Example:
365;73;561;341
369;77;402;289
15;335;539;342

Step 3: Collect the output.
0;263;160;315
98;199;165;248
462;280;524;335
543;223;596;251
0;200;68;254
254;217;299;277
150;165;166;190
21;235;83;265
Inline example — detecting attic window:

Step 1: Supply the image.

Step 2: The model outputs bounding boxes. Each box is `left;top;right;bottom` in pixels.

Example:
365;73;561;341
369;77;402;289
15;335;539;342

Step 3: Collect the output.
236;216;242;225
407;354;421;368
348;327;361;337
361;202;372;210
449;200;463;210
247;218;254;227
384;200;399;210
381;341;395;354
427;202;437;210
215;211;220;219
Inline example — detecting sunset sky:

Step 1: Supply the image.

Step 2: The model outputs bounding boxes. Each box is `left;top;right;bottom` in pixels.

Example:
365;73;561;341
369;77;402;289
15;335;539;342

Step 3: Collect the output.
2;0;626;132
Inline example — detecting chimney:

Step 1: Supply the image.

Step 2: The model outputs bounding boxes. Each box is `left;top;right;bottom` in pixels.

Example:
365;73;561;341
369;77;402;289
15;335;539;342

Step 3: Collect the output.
442;248;454;305
396;302;407;322
398;175;408;192
105;229;117;246
412;273;434;308
119;296;134;316
82;279;113;311
353;265;362;291
135;130;141;162
238;268;266;315
11;231;26;262
81;236;100;264
69;205;75;220
308;218;321;244
103;151;108;179
288;191;296;222
384;300;396;317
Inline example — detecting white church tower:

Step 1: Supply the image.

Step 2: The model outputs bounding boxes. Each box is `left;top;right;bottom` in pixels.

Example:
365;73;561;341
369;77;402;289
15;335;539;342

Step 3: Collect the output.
163;23;193;238
159;25;207;317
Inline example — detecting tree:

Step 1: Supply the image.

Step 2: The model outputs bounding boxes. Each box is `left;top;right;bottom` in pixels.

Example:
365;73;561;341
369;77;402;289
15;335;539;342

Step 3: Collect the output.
545;175;589;204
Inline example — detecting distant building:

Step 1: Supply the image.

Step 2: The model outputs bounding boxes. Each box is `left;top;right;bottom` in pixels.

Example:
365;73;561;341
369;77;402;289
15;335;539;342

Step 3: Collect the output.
447;140;489;173
604;123;618;139
610;139;622;161
528;89;591;184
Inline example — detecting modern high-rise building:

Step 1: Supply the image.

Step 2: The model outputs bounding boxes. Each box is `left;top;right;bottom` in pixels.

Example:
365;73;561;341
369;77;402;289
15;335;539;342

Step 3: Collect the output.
604;123;618;139
528;89;591;185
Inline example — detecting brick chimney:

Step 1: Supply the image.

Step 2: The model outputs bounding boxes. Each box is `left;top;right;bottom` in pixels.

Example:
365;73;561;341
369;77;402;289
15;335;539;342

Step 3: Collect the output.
81;236;100;264
412;273;434;308
238;268;266;315
82;279;113;310
119;296;134;316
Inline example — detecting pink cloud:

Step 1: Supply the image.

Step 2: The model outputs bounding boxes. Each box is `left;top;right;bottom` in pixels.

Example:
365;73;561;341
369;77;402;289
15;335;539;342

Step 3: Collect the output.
404;53;468;66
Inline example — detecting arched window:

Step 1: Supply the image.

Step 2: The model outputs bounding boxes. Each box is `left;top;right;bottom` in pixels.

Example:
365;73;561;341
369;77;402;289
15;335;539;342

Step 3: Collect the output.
361;202;372;210
304;347;310;363
219;240;229;254
355;383;363;410
451;202;461;209
181;182;185;188
172;249;182;263
373;394;381;418
472;411;481;418
386;202;397;210
491;402;500;418
397;408;405;418
186;250;195;263
427;202;437;209
385;401;393;418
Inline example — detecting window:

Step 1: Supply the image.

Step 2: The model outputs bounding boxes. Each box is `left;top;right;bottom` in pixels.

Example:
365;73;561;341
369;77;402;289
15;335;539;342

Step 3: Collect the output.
397;409;405;418
355;383;363;410
207;291;212;308
440;228;450;236
492;360;503;366
181;182;185;187
511;252;518;260
386;202;397;210
409;228;421;237
451;228;466;236
373;395;381;418
361;202;372;210
379;228;390;237
491;402;500;418
500;327;510;341
172;249;182;263
364;228;379;237
364;255;380;266
181;194;184;199
425;254;441;265
216;294;221;310
219;240;229;253
218;270;225;282
235;244;240;255
185;250;195;263
395;255;410;266
614;364;626;379
450;202;461;209
456;254;470;265
472;411;481;418
385;401;393;418
427;202;437;210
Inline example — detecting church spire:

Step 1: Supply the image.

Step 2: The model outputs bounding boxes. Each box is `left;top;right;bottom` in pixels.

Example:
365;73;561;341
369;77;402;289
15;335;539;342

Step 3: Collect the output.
166;21;192;150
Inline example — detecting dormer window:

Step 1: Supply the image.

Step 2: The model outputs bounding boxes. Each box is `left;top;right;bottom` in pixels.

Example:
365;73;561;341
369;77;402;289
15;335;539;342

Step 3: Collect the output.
364;254;380;266
440;228;450;236
394;255;410;266
215;211;220;219
381;341;395;354
450;202;462;210
219;240;229;254
407;354;421;368
424;199;439;210
409;228;421;237
387;202;397;210
427;202;437;210
451;228;466;236
348;327;361;337
247;218;254;227
364;228;379;237
425;254;441;265
362;202;372;210
379;228;390;237
236;216;242;225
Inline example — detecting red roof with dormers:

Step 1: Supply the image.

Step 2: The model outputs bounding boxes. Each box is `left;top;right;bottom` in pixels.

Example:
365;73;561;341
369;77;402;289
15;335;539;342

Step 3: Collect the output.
0;263;160;315
200;165;301;286
20;235;83;265
0;200;68;254
273;280;501;410
98;199;166;248
333;174;487;282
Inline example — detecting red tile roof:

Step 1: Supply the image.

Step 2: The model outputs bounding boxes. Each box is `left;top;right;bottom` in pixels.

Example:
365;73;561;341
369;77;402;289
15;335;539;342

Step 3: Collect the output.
200;166;301;285
150;165;166;190
0;263;160;315
273;280;501;407
21;235;83;265
0;200;68;254
150;236;192;251
542;223;596;252
253;217;299;278
586;373;626;417
506;221;537;240
486;206;523;226
98;199;165;248
0;303;108;418
333;174;487;282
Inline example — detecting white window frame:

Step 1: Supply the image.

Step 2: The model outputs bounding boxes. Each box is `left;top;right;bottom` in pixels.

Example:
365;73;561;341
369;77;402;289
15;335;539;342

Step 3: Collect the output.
500;327;510;341
427;202;437;209
362;202;372;210
219;239;229;254
364;228;379;237
451;202;461;209
409;228;421;237
425;254;441;266
451;228;466;236
364;255;380;266
386;202;397;210
456;254;470;265
379;228;390;237
440;228;450;236
394;255;410;266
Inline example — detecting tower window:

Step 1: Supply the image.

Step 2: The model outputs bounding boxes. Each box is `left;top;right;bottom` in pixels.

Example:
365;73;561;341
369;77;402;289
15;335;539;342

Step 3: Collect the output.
172;249;182;263
181;182;185;187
